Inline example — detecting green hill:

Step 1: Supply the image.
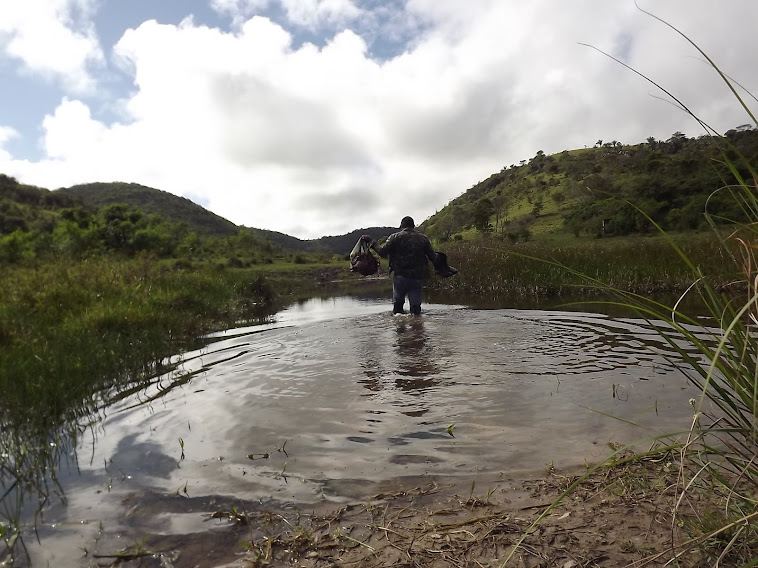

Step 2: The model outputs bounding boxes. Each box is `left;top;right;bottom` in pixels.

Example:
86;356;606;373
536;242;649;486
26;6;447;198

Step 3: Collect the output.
0;176;397;256
307;227;401;255
57;182;240;238
0;174;79;234
419;126;758;242
56;182;397;254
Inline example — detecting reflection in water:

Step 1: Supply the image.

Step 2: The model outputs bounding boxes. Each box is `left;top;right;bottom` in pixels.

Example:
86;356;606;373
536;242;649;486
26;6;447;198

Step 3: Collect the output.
359;317;445;417
11;297;718;566
393;317;441;380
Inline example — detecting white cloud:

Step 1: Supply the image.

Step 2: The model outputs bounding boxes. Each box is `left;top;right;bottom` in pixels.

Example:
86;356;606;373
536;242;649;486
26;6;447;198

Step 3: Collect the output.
211;0;271;12
0;0;103;93
2;1;757;239
0;126;19;162
280;0;362;30
210;0;272;26
211;0;363;31
42;98;103;159
0;125;18;144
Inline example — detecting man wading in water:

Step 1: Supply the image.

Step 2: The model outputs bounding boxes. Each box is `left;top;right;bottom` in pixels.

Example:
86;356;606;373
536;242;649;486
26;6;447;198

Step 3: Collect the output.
362;216;436;316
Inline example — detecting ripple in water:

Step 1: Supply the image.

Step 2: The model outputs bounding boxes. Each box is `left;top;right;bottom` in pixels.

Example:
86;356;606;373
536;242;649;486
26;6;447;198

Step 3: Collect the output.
23;297;710;566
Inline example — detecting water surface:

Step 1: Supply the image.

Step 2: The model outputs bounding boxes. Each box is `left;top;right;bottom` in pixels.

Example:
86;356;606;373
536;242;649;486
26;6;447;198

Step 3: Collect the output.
22;296;706;565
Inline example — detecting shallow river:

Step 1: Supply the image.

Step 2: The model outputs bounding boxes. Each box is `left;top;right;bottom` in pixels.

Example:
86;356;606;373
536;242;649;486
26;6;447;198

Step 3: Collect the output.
21;294;707;566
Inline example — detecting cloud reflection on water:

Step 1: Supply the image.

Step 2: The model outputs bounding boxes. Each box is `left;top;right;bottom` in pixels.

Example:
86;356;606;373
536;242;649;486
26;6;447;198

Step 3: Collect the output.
20;295;708;566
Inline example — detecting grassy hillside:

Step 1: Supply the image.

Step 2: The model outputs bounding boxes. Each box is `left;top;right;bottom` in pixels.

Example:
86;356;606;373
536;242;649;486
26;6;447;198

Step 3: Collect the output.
0;175;398;260
0;174;80;234
309;227;401;254
246;226;397;255
420;126;758;242
58;182;239;238
57;182;397;254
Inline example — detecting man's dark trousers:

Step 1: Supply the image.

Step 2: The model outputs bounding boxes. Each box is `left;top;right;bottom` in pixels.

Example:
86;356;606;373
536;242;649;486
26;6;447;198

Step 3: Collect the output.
392;274;423;315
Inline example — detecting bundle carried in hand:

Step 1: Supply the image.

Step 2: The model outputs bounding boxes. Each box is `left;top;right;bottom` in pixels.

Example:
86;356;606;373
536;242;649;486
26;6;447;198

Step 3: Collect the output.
349;238;379;276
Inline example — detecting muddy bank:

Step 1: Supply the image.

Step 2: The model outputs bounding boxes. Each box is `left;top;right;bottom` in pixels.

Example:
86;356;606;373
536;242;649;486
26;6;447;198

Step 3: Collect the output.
79;454;722;568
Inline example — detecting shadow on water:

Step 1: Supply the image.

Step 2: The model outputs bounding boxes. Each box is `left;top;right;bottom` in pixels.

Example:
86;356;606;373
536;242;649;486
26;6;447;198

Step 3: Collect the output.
2;291;718;566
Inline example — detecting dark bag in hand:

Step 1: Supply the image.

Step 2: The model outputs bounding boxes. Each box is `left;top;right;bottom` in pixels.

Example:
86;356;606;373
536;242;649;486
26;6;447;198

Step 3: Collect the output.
349;239;379;276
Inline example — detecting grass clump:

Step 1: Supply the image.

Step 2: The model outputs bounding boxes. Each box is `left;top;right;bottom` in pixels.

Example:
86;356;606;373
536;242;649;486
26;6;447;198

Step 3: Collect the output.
0;256;279;561
0;258;277;422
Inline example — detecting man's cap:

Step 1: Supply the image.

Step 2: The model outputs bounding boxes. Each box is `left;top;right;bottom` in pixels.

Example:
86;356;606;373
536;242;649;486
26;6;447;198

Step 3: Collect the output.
400;216;415;228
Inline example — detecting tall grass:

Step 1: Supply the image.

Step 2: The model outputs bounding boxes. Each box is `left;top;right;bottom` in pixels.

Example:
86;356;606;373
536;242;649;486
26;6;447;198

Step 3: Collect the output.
0;258;279;419
0;256;278;561
432;232;739;301
500;11;758;566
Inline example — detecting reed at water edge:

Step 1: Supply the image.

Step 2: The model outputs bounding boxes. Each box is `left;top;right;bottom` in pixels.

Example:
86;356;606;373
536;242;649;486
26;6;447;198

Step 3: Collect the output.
430;231;740;300
0;257;279;561
498;10;758;565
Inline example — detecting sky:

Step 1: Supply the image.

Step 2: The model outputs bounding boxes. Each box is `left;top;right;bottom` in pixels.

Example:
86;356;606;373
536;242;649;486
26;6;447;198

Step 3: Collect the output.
1;1;757;240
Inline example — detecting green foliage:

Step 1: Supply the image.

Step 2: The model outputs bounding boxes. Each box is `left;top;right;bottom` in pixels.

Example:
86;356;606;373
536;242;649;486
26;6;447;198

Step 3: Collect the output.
505;214;535;243
57;182;239;237
472;198;494;231
0;260;278;420
427;233;736;299
421;128;758;241
0;257;282;560
0;176;73;236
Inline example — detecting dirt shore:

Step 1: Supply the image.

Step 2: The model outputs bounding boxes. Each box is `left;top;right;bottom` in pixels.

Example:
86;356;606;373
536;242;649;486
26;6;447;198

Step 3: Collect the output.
117;454;734;568
227;459;704;568
75;450;757;568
